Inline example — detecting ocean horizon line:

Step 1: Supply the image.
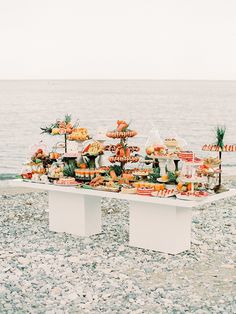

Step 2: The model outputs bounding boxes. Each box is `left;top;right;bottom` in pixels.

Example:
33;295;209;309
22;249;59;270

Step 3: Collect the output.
0;78;236;82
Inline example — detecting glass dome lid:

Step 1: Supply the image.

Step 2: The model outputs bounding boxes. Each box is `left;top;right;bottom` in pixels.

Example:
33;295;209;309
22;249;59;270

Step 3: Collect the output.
145;128;163;147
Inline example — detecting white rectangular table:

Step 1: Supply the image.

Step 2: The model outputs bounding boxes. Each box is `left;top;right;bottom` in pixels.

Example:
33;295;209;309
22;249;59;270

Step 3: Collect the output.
9;180;236;254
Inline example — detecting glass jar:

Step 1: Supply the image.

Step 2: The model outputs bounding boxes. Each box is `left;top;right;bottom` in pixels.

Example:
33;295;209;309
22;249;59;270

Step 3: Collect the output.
21;163;32;179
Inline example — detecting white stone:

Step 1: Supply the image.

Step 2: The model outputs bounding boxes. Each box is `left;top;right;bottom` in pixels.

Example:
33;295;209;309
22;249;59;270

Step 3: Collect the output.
17;257;30;265
67;256;79;263
67;292;78;301
221;264;235;269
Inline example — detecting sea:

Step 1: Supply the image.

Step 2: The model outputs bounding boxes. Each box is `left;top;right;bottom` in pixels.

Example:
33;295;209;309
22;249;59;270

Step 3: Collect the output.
0;80;236;179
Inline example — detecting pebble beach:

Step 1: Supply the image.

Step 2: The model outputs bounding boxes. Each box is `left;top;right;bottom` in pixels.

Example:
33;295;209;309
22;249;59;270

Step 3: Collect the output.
0;179;236;313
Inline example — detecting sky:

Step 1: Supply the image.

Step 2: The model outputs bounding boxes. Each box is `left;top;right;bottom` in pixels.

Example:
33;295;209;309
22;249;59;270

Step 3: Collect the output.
0;0;236;80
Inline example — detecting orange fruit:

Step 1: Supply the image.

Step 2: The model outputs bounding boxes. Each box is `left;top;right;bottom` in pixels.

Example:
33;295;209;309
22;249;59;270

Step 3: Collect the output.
187;183;192;191
161;175;168;181
66;128;72;134
159;184;164;191
177;182;183;191
80;163;87;169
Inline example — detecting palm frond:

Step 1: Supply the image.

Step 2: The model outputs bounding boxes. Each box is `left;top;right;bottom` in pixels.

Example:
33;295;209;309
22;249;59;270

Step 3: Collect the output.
215;125;226;148
64;114;72;124
40;123;58;134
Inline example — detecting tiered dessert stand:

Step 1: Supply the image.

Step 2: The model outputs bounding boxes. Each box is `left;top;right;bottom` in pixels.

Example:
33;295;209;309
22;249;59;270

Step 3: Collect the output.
106;121;140;170
178;151;205;195
202;144;236;192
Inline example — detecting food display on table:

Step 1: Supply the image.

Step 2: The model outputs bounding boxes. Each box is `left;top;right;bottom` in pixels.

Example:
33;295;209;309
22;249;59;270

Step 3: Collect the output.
178;151;202;164
75;168;98;181
87;176;120;192
163;132;187;152
31;148;48;163
93;185;120;193
176;191;209;201
107;143;139;163
133;182;165;191
31;162;46;175
81;140;104;169
202;144;236;152
120;185;137;194
50;152;61;160
151;189;176;198
41;114;80;153
67;128;90;141
109;156;139;163
19;117;232;199
203;157;221;167
105;144;140;153
178;173;205;182
106;131;137;139
21;164;33;180
163;138;184;153
82;141;104;156
145;132;186;161
31;174;49;184
164;138;179;148
47;162;64;180
106;120;140;168
132;169;153;177
55;177;78;186
176;182;204;192
137;187;154;196
178;152;203;177
120;173;134;183
89;175;105;187
201;126;236;193
145;144;168;157
196;157;221;178
21;146;53;182
106;120;137;138
145;136;182;178
41;114;79;136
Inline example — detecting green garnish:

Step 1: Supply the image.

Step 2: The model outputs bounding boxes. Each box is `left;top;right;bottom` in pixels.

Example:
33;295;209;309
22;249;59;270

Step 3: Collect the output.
215;125;226;149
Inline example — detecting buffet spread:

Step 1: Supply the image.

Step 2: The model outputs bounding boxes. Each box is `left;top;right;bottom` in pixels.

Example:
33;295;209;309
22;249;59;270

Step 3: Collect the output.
20;115;232;201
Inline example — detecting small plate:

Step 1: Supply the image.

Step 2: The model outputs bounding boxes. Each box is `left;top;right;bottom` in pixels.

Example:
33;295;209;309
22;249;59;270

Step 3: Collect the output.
31;180;48;184
157;178;169;183
133;172;150;177
54;182;78;187
151;190;176;198
176;194;207;201
121;188;137;194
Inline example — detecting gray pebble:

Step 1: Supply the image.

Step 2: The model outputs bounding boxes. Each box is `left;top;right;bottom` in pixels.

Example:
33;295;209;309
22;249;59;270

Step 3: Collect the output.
0;191;235;313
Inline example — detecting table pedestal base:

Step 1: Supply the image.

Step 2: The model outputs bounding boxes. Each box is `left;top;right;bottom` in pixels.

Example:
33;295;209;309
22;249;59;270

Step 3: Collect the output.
129;201;192;254
49;191;102;236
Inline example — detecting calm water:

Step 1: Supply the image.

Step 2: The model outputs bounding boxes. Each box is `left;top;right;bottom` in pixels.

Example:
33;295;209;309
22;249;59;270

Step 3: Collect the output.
0;80;236;176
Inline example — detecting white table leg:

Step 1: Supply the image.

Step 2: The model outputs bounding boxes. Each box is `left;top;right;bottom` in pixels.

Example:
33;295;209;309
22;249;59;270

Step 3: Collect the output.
129;201;192;254
48;191;102;236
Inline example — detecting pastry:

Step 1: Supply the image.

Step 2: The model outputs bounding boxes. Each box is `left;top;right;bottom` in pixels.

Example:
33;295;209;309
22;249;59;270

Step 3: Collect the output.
56;177;77;185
